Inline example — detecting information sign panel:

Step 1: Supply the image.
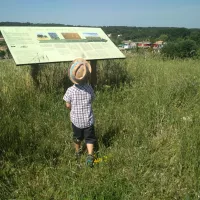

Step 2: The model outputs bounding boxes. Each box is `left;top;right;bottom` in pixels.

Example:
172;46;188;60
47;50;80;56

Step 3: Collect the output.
1;26;125;65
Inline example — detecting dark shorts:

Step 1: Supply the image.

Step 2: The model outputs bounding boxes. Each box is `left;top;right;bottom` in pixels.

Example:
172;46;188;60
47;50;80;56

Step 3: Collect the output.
72;123;96;144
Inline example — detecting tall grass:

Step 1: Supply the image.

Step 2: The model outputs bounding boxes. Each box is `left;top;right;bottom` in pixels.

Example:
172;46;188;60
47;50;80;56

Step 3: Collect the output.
1;56;200;199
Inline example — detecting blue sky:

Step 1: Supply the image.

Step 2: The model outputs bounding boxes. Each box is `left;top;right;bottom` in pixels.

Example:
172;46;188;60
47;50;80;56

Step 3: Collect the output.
0;0;199;28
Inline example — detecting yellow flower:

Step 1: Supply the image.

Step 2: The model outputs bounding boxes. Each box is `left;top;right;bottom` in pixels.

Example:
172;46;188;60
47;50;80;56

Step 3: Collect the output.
94;158;102;163
94;155;112;163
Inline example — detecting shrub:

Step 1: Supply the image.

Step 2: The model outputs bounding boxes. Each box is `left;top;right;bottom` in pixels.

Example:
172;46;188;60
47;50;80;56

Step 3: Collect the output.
30;62;71;93
97;59;132;88
161;39;198;59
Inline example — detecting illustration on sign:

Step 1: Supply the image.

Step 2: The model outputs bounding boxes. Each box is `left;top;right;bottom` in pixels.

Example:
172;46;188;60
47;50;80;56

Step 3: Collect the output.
48;32;60;40
37;32;107;43
37;33;49;40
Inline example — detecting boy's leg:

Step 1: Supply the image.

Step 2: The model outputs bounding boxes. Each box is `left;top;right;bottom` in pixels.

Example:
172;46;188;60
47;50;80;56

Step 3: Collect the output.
74;139;81;152
72;123;84;162
74;139;82;164
84;125;97;167
84;125;96;153
86;143;94;155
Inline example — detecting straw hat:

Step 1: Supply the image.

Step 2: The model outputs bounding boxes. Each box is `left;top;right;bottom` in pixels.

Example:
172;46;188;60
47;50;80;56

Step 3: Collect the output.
68;58;92;84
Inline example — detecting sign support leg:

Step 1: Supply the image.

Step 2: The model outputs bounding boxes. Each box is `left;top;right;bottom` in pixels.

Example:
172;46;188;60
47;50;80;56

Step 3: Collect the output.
30;64;40;87
90;60;97;88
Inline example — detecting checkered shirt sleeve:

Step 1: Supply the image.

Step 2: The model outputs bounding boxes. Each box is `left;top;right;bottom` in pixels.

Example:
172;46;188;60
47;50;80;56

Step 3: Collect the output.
63;88;71;103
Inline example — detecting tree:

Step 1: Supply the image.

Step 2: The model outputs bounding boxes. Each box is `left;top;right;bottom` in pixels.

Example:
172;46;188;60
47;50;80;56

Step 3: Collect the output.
190;31;200;46
158;34;168;42
161;39;198;58
178;40;198;58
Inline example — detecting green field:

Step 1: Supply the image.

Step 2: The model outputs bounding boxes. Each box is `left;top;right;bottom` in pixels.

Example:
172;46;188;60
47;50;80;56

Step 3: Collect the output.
1;55;200;199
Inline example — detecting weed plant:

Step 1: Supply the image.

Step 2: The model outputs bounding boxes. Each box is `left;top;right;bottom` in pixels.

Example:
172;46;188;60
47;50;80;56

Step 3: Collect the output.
1;56;200;199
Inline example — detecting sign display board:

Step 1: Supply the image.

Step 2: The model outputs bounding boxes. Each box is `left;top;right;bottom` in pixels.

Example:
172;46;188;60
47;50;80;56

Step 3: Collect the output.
0;26;125;65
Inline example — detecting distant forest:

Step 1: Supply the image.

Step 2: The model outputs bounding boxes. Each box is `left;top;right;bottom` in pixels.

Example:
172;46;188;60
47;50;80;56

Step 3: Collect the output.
0;21;200;46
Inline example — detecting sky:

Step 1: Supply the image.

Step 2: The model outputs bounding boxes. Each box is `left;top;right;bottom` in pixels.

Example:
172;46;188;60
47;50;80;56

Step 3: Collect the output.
0;0;200;28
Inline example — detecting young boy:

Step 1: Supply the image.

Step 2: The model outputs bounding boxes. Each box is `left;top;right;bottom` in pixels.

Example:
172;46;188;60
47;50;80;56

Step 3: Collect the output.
63;58;97;167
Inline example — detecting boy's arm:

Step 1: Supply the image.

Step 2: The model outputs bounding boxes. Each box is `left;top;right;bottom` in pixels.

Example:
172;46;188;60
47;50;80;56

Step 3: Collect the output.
63;89;71;110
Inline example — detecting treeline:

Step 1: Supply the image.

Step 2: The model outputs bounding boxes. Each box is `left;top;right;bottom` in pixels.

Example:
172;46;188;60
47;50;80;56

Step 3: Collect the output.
102;26;200;46
0;22;70;27
103;26;196;40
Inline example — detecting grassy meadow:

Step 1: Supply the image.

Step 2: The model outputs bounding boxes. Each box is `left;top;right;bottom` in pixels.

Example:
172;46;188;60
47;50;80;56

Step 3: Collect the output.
1;55;200;199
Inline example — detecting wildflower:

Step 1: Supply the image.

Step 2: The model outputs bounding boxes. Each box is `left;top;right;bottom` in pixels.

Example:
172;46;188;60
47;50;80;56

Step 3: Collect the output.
94;158;102;163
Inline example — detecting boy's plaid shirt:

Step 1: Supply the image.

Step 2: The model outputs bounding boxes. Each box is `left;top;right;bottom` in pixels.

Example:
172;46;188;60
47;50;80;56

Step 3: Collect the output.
63;84;95;129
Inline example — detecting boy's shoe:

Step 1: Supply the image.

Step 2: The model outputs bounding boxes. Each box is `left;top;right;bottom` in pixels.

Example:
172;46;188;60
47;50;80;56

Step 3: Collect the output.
86;154;94;168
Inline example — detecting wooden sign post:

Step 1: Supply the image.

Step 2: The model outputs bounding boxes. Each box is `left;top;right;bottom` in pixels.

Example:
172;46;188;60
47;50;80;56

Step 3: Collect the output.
90;60;97;88
31;64;40;87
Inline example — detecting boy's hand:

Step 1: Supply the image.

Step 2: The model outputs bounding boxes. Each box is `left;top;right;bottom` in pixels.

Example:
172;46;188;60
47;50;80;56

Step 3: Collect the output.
66;102;71;110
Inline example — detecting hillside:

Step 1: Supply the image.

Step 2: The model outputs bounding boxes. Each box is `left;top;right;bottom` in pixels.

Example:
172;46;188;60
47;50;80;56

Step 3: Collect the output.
1;55;200;199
